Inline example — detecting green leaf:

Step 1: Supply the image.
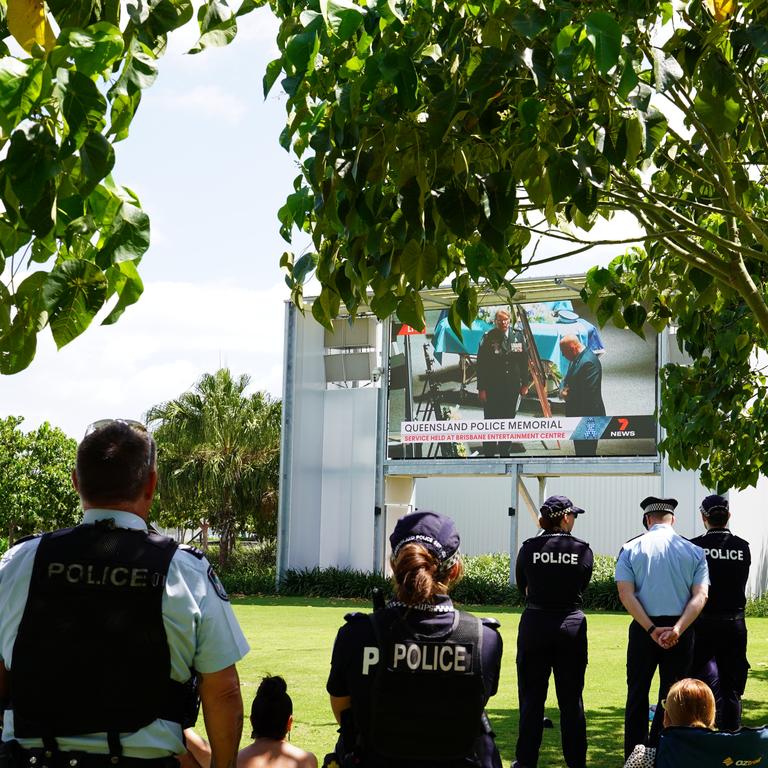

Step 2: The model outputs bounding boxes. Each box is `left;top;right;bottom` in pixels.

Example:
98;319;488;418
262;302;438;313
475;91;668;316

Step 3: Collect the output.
263;58;282;98
42;260;108;348
370;291;399;319
585;12;622;75
547;154;580;204
0;57;45;137
77;132;115;195
396;292;425;331
617;57;638;100
99;201;151;264
623;303;647;337
55;68;107;154
5;123;58;235
694;91;741;135
237;0;263;15
652;48;684;93
320;0;365;41
47;0;99;29
625;114;645;164
436;187;480;238
102;259;144;325
145;0;195;37
401;239;437;287
54;23;124;78
189;1;238;53
484;171;517;230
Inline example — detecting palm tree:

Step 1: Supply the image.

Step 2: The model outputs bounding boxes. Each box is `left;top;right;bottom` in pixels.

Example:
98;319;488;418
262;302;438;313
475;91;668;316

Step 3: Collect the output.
146;369;281;569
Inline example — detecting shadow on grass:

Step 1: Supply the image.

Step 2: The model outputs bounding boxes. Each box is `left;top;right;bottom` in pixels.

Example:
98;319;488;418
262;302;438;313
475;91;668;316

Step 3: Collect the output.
488;704;627;768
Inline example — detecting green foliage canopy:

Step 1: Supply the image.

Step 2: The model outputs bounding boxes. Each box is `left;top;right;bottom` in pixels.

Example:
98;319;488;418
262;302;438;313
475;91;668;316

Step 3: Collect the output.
266;0;768;489
146;368;282;569
0;0;259;374
0;415;79;543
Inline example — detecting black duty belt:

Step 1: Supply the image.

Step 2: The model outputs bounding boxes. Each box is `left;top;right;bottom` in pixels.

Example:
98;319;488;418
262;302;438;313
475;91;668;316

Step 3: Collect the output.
525;603;581;612
7;745;178;768
700;610;745;620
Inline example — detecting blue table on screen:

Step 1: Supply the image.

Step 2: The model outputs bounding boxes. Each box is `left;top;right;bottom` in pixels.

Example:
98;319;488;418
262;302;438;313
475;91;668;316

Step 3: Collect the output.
432;316;605;376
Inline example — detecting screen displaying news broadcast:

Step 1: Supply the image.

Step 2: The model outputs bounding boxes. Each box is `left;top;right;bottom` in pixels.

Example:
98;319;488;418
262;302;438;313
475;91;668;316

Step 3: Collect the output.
387;297;658;460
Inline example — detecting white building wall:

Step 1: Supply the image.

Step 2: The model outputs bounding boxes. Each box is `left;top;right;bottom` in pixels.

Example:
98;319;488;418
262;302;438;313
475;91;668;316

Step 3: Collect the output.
416;474;661;557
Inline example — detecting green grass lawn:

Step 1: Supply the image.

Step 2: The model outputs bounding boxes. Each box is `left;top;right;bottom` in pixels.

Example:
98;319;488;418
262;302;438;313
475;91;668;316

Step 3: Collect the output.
223;597;768;768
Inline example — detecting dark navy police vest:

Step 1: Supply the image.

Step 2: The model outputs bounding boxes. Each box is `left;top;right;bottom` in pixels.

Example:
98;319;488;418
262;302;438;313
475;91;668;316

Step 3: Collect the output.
360;608;486;764
11;522;194;739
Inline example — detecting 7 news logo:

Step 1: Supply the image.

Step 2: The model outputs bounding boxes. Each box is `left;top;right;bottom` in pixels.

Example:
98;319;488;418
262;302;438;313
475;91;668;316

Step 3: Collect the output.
610;417;635;437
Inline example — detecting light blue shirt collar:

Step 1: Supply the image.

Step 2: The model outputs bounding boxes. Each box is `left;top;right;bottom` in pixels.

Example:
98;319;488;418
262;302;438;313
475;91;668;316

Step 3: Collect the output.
648;523;673;531
82;509;148;531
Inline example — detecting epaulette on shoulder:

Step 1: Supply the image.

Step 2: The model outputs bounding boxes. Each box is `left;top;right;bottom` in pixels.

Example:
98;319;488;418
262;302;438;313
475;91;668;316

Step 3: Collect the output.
344;612;368;623
178;543;206;560
480;617;501;631
12;533;42;548
622;533;643;547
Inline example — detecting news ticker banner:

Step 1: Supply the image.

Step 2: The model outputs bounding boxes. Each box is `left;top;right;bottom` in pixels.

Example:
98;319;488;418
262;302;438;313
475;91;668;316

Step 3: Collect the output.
399;416;657;444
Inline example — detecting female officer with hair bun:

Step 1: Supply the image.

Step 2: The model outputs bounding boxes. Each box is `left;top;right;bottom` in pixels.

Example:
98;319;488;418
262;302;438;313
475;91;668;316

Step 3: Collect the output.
326;511;503;768
513;496;594;768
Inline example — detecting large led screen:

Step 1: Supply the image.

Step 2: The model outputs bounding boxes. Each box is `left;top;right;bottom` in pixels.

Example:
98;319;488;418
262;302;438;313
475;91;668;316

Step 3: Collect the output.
387;298;658;460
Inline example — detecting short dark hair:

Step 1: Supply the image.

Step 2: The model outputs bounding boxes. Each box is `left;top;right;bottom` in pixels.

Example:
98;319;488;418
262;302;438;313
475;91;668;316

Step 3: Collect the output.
705;509;729;527
250;676;292;740
76;422;155;504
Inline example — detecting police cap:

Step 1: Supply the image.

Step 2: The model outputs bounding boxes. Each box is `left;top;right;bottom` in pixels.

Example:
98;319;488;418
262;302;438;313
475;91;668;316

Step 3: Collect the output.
540;495;585;519
700;494;728;516
390;511;460;564
640;496;678;515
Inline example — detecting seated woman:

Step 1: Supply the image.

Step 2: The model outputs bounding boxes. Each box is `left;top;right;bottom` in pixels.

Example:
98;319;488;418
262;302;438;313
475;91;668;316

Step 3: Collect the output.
326;511;503;768
624;678;716;768
183;675;317;768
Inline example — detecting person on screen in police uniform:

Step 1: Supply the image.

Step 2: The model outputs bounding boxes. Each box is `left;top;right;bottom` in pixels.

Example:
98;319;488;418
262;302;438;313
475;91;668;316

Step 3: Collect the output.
476;309;529;456
615;496;709;760
326;511;503;768
0;419;250;768
513;496;593;768
690;494;751;731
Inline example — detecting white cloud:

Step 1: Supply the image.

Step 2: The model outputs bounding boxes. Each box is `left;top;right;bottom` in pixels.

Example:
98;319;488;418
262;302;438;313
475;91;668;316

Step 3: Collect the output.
0;280;288;438
166;86;248;125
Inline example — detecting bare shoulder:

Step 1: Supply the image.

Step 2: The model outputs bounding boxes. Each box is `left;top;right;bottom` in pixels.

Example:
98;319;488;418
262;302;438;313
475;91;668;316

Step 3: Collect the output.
283;742;317;768
237;742;317;768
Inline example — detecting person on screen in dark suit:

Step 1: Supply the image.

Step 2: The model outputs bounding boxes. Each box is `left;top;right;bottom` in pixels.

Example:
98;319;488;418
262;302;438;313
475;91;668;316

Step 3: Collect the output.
559;335;605;456
477;309;529;456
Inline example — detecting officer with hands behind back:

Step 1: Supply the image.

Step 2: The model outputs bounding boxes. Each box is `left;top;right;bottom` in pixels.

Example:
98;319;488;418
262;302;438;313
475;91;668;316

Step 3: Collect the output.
513;496;593;768
615;497;709;760
0;419;250;768
326;511;503;768
690;494;751;731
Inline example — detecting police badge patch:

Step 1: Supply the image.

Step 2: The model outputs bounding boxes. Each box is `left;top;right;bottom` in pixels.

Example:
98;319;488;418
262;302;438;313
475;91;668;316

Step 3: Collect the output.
207;565;229;601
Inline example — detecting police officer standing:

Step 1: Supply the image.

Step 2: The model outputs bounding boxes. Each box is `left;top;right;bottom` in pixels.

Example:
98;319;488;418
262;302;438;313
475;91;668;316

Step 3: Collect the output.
690;494;751;730
513;496;593;768
476;308;529;456
326;511;503;768
615;497;709;759
0;419;250;768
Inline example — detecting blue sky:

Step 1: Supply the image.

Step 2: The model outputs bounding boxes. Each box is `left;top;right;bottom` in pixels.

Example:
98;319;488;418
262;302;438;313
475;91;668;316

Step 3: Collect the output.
0;7;636;439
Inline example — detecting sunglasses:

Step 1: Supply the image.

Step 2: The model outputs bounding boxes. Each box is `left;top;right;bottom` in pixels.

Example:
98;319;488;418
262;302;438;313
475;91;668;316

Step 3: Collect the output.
84;419;155;466
85;418;148;436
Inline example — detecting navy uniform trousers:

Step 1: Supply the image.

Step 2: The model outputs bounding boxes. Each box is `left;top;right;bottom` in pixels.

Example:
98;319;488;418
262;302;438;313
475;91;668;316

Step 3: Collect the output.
516;609;587;768
693;615;749;730
624;616;694;759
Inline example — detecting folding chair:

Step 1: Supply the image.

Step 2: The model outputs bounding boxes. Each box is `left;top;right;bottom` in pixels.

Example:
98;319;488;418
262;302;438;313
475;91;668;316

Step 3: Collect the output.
656;724;768;768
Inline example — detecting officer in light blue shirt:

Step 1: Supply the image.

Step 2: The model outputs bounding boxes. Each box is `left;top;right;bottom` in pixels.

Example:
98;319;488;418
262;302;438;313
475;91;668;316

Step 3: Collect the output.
0;419;250;768
615;496;709;761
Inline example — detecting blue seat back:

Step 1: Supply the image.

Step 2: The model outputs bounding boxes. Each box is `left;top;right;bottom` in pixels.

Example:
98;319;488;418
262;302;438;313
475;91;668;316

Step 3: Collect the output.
656;725;768;768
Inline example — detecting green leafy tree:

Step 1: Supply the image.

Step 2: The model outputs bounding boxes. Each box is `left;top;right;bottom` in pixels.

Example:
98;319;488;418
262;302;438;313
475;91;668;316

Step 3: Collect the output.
265;0;768;489
0;0;258;374
146;368;281;569
0;415;79;544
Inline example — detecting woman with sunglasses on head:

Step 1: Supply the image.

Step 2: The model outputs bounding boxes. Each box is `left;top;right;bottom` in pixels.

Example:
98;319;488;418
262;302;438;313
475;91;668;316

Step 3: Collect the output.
624;678;716;767
326;511;503;768
513;496;594;768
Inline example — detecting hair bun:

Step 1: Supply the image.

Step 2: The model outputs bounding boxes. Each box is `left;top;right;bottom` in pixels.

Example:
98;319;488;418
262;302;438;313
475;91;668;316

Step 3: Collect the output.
257;675;287;699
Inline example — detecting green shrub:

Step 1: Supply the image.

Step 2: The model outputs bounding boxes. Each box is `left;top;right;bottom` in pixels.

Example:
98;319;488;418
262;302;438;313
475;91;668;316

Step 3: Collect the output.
213;538;279;595
746;592;768;618
281;567;391;598
453;553;521;605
